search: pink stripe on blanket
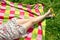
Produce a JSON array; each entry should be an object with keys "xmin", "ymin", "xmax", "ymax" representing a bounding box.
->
[
  {"xmin": 25, "ymin": 33, "xmax": 32, "ymax": 40},
  {"xmin": 1, "ymin": 1, "xmax": 6, "ymax": 9},
  {"xmin": 0, "ymin": 1, "xmax": 6, "ymax": 13},
  {"xmin": 0, "ymin": 13, "xmax": 4, "ymax": 19},
  {"xmin": 38, "ymin": 24, "xmax": 42, "ymax": 35},
  {"xmin": 18, "ymin": 3, "xmax": 24, "ymax": 19},
  {"xmin": 34, "ymin": 4, "xmax": 40, "ymax": 16},
  {"xmin": 25, "ymin": 27, "xmax": 34, "ymax": 40},
  {"xmin": 37, "ymin": 23, "xmax": 43, "ymax": 40},
  {"xmin": 36, "ymin": 34, "xmax": 42, "ymax": 40},
  {"xmin": 10, "ymin": 2, "xmax": 14, "ymax": 7},
  {"xmin": 25, "ymin": 26, "xmax": 34, "ymax": 40},
  {"xmin": 9, "ymin": 2, "xmax": 15, "ymax": 19},
  {"xmin": 34, "ymin": 4, "xmax": 42, "ymax": 40},
  {"xmin": 0, "ymin": 19, "xmax": 3, "ymax": 24},
  {"xmin": 24, "ymin": 4, "xmax": 34, "ymax": 40},
  {"xmin": 0, "ymin": 9, "xmax": 5, "ymax": 13},
  {"xmin": 18, "ymin": 3, "xmax": 22, "ymax": 8},
  {"xmin": 27, "ymin": 4, "xmax": 34, "ymax": 18},
  {"xmin": 0, "ymin": 2, "xmax": 6, "ymax": 24}
]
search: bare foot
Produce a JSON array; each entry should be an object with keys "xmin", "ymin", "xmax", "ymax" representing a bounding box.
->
[{"xmin": 46, "ymin": 8, "xmax": 55, "ymax": 18}]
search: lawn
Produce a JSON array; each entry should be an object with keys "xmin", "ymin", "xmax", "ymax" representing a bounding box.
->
[{"xmin": 8, "ymin": 0, "xmax": 60, "ymax": 40}]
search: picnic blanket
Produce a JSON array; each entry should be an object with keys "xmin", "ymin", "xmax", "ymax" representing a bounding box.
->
[{"xmin": 0, "ymin": 0, "xmax": 46, "ymax": 40}]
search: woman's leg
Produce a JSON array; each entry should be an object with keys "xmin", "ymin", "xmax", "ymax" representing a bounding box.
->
[
  {"xmin": 21, "ymin": 9, "xmax": 53, "ymax": 31},
  {"xmin": 17, "ymin": 19, "xmax": 30, "ymax": 25},
  {"xmin": 17, "ymin": 8, "xmax": 54, "ymax": 25}
]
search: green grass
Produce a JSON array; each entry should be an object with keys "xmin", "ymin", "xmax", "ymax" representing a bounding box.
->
[{"xmin": 8, "ymin": 0, "xmax": 60, "ymax": 40}]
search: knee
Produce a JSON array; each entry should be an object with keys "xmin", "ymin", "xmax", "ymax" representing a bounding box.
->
[{"xmin": 29, "ymin": 20, "xmax": 36, "ymax": 24}]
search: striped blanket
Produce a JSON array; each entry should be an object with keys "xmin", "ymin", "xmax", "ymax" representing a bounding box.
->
[{"xmin": 0, "ymin": 0, "xmax": 46, "ymax": 40}]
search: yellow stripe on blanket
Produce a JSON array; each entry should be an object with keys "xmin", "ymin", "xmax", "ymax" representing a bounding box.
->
[
  {"xmin": 3, "ymin": 6, "xmax": 10, "ymax": 24},
  {"xmin": 15, "ymin": 8, "xmax": 20, "ymax": 18},
  {"xmin": 24, "ymin": 12, "xmax": 29, "ymax": 19},
  {"xmin": 31, "ymin": 27, "xmax": 38, "ymax": 40}
]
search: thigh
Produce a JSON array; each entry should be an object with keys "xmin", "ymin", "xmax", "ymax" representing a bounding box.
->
[
  {"xmin": 17, "ymin": 18, "xmax": 35, "ymax": 25},
  {"xmin": 17, "ymin": 19, "xmax": 30, "ymax": 25}
]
